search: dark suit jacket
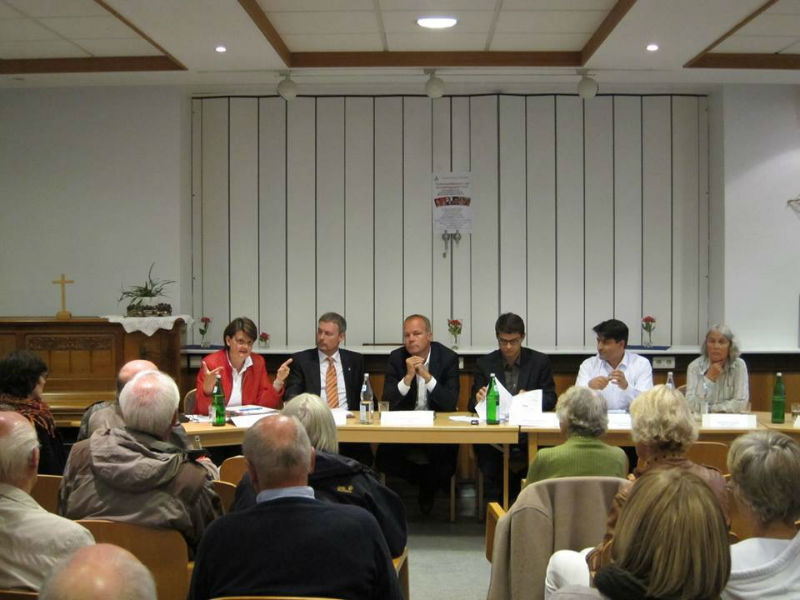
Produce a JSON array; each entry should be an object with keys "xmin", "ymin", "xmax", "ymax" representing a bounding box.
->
[
  {"xmin": 188, "ymin": 496, "xmax": 402, "ymax": 600},
  {"xmin": 469, "ymin": 347, "xmax": 557, "ymax": 412},
  {"xmin": 382, "ymin": 341, "xmax": 459, "ymax": 411},
  {"xmin": 285, "ymin": 347, "xmax": 365, "ymax": 410}
]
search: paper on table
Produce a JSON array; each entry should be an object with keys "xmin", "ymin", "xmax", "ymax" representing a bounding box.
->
[
  {"xmin": 702, "ymin": 413, "xmax": 757, "ymax": 429},
  {"xmin": 795, "ymin": 415, "xmax": 800, "ymax": 428},
  {"xmin": 474, "ymin": 379, "xmax": 515, "ymax": 421},
  {"xmin": 380, "ymin": 411, "xmax": 434, "ymax": 426},
  {"xmin": 606, "ymin": 412, "xmax": 632, "ymax": 430},
  {"xmin": 513, "ymin": 411, "xmax": 560, "ymax": 428},
  {"xmin": 331, "ymin": 409, "xmax": 349, "ymax": 426},
  {"xmin": 449, "ymin": 416, "xmax": 477, "ymax": 423},
  {"xmin": 230, "ymin": 413, "xmax": 278, "ymax": 428},
  {"xmin": 508, "ymin": 390, "xmax": 543, "ymax": 425},
  {"xmin": 226, "ymin": 405, "xmax": 278, "ymax": 416},
  {"xmin": 184, "ymin": 414, "xmax": 211, "ymax": 423}
]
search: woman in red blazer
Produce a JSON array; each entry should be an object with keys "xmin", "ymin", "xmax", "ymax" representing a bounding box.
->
[{"xmin": 194, "ymin": 317, "xmax": 292, "ymax": 415}]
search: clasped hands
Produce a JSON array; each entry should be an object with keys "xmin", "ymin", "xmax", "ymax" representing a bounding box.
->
[
  {"xmin": 404, "ymin": 355, "xmax": 432, "ymax": 385},
  {"xmin": 588, "ymin": 369, "xmax": 628, "ymax": 390},
  {"xmin": 201, "ymin": 357, "xmax": 293, "ymax": 394}
]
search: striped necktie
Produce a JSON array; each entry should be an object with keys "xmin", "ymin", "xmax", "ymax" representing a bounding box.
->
[{"xmin": 325, "ymin": 357, "xmax": 339, "ymax": 408}]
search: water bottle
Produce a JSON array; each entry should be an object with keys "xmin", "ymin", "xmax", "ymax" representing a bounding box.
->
[
  {"xmin": 211, "ymin": 374, "xmax": 226, "ymax": 427},
  {"xmin": 771, "ymin": 372, "xmax": 785, "ymax": 424},
  {"xmin": 360, "ymin": 373, "xmax": 374, "ymax": 424},
  {"xmin": 486, "ymin": 373, "xmax": 499, "ymax": 425},
  {"xmin": 666, "ymin": 371, "xmax": 675, "ymax": 390}
]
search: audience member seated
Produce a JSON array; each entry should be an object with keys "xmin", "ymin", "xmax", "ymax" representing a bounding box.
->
[
  {"xmin": 722, "ymin": 431, "xmax": 800, "ymax": 599},
  {"xmin": 576, "ymin": 319, "xmax": 653, "ymax": 411},
  {"xmin": 195, "ymin": 316, "xmax": 292, "ymax": 415},
  {"xmin": 39, "ymin": 543, "xmax": 156, "ymax": 600},
  {"xmin": 471, "ymin": 312, "xmax": 557, "ymax": 501},
  {"xmin": 686, "ymin": 324, "xmax": 749, "ymax": 413},
  {"xmin": 526, "ymin": 386, "xmax": 628, "ymax": 484},
  {"xmin": 188, "ymin": 415, "xmax": 402, "ymax": 600},
  {"xmin": 0, "ymin": 350, "xmax": 67, "ymax": 474},
  {"xmin": 545, "ymin": 385, "xmax": 729, "ymax": 596},
  {"xmin": 59, "ymin": 370, "xmax": 221, "ymax": 553},
  {"xmin": 0, "ymin": 411, "xmax": 94, "ymax": 591},
  {"xmin": 232, "ymin": 393, "xmax": 407, "ymax": 556},
  {"xmin": 375, "ymin": 314, "xmax": 460, "ymax": 514},
  {"xmin": 77, "ymin": 359, "xmax": 156, "ymax": 440},
  {"xmin": 551, "ymin": 468, "xmax": 730, "ymax": 600}
]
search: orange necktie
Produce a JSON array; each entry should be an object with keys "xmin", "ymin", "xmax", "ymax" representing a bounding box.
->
[{"xmin": 325, "ymin": 357, "xmax": 339, "ymax": 408}]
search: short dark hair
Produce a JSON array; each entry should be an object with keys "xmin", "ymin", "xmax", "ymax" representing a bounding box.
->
[
  {"xmin": 223, "ymin": 317, "xmax": 258, "ymax": 348},
  {"xmin": 593, "ymin": 319, "xmax": 628, "ymax": 345},
  {"xmin": 495, "ymin": 313, "xmax": 525, "ymax": 337},
  {"xmin": 318, "ymin": 312, "xmax": 346, "ymax": 334},
  {"xmin": 0, "ymin": 350, "xmax": 48, "ymax": 398}
]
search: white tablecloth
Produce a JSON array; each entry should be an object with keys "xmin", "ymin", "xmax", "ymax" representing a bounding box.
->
[{"xmin": 103, "ymin": 314, "xmax": 193, "ymax": 336}]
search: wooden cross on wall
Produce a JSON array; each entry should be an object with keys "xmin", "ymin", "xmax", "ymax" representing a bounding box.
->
[{"xmin": 52, "ymin": 273, "xmax": 74, "ymax": 320}]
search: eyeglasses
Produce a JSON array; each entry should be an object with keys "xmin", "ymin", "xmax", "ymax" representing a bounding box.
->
[
  {"xmin": 231, "ymin": 337, "xmax": 254, "ymax": 348},
  {"xmin": 497, "ymin": 337, "xmax": 522, "ymax": 347}
]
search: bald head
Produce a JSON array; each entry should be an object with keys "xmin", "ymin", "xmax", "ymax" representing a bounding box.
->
[
  {"xmin": 117, "ymin": 360, "xmax": 158, "ymax": 394},
  {"xmin": 39, "ymin": 544, "xmax": 156, "ymax": 600},
  {"xmin": 0, "ymin": 411, "xmax": 39, "ymax": 490},
  {"xmin": 242, "ymin": 415, "xmax": 314, "ymax": 492}
]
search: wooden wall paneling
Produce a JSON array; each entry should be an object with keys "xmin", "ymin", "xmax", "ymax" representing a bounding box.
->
[
  {"xmin": 431, "ymin": 98, "xmax": 452, "ymax": 343},
  {"xmin": 696, "ymin": 97, "xmax": 710, "ymax": 338},
  {"xmin": 469, "ymin": 96, "xmax": 500, "ymax": 346},
  {"xmin": 316, "ymin": 98, "xmax": 346, "ymax": 323},
  {"xmin": 641, "ymin": 97, "xmax": 672, "ymax": 346},
  {"xmin": 344, "ymin": 97, "xmax": 375, "ymax": 346},
  {"xmin": 555, "ymin": 96, "xmax": 585, "ymax": 346},
  {"xmin": 584, "ymin": 97, "xmax": 615, "ymax": 341},
  {"xmin": 498, "ymin": 95, "xmax": 527, "ymax": 319},
  {"xmin": 613, "ymin": 97, "xmax": 643, "ymax": 337},
  {"xmin": 190, "ymin": 99, "xmax": 203, "ymax": 344},
  {"xmin": 402, "ymin": 97, "xmax": 434, "ymax": 330},
  {"xmin": 373, "ymin": 98, "xmax": 404, "ymax": 343},
  {"xmin": 286, "ymin": 98, "xmax": 317, "ymax": 344},
  {"xmin": 526, "ymin": 97, "xmax": 557, "ymax": 347},
  {"xmin": 672, "ymin": 96, "xmax": 702, "ymax": 345},
  {"xmin": 451, "ymin": 97, "xmax": 472, "ymax": 345},
  {"xmin": 200, "ymin": 98, "xmax": 231, "ymax": 340},
  {"xmin": 258, "ymin": 98, "xmax": 288, "ymax": 345},
  {"xmin": 228, "ymin": 98, "xmax": 259, "ymax": 322}
]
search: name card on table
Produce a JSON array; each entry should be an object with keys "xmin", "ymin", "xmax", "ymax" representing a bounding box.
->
[
  {"xmin": 230, "ymin": 413, "xmax": 279, "ymax": 428},
  {"xmin": 702, "ymin": 413, "xmax": 757, "ymax": 429},
  {"xmin": 331, "ymin": 409, "xmax": 350, "ymax": 426},
  {"xmin": 606, "ymin": 412, "xmax": 632, "ymax": 430},
  {"xmin": 380, "ymin": 410, "xmax": 434, "ymax": 426}
]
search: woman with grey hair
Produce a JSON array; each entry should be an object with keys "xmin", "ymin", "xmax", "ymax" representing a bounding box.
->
[
  {"xmin": 686, "ymin": 324, "xmax": 749, "ymax": 413},
  {"xmin": 723, "ymin": 430, "xmax": 800, "ymax": 599},
  {"xmin": 526, "ymin": 386, "xmax": 628, "ymax": 484}
]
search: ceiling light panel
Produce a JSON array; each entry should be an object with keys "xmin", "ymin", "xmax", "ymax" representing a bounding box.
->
[{"xmin": 384, "ymin": 11, "xmax": 490, "ymax": 32}]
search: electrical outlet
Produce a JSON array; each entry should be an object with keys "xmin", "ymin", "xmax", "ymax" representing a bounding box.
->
[
  {"xmin": 458, "ymin": 357, "xmax": 464, "ymax": 370},
  {"xmin": 652, "ymin": 356, "xmax": 675, "ymax": 370}
]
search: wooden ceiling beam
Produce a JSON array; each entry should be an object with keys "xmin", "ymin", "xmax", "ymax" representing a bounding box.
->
[
  {"xmin": 581, "ymin": 0, "xmax": 636, "ymax": 65},
  {"xmin": 238, "ymin": 0, "xmax": 291, "ymax": 67},
  {"xmin": 290, "ymin": 51, "xmax": 582, "ymax": 69},
  {"xmin": 686, "ymin": 53, "xmax": 800, "ymax": 70},
  {"xmin": 0, "ymin": 56, "xmax": 184, "ymax": 74}
]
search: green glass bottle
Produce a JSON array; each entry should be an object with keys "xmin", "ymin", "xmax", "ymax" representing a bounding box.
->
[
  {"xmin": 486, "ymin": 373, "xmax": 499, "ymax": 425},
  {"xmin": 211, "ymin": 374, "xmax": 226, "ymax": 427},
  {"xmin": 771, "ymin": 372, "xmax": 785, "ymax": 424}
]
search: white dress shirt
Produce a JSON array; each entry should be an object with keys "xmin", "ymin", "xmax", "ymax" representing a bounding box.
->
[
  {"xmin": 0, "ymin": 483, "xmax": 94, "ymax": 591},
  {"xmin": 227, "ymin": 354, "xmax": 253, "ymax": 408},
  {"xmin": 318, "ymin": 349, "xmax": 347, "ymax": 408},
  {"xmin": 576, "ymin": 350, "xmax": 653, "ymax": 410},
  {"xmin": 396, "ymin": 349, "xmax": 438, "ymax": 410}
]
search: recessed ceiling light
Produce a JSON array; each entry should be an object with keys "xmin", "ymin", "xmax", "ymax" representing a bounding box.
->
[
  {"xmin": 417, "ymin": 17, "xmax": 457, "ymax": 29},
  {"xmin": 646, "ymin": 43, "xmax": 659, "ymax": 52},
  {"xmin": 215, "ymin": 45, "xmax": 227, "ymax": 53}
]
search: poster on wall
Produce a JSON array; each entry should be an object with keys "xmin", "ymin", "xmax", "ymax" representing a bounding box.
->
[{"xmin": 432, "ymin": 172, "xmax": 472, "ymax": 233}]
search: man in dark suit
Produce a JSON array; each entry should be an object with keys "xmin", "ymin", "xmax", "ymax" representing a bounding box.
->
[
  {"xmin": 188, "ymin": 415, "xmax": 401, "ymax": 600},
  {"xmin": 470, "ymin": 312, "xmax": 556, "ymax": 502},
  {"xmin": 285, "ymin": 312, "xmax": 369, "ymax": 464},
  {"xmin": 376, "ymin": 314, "xmax": 460, "ymax": 514}
]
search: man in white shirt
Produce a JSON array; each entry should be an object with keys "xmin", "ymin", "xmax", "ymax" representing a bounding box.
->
[
  {"xmin": 0, "ymin": 411, "xmax": 94, "ymax": 591},
  {"xmin": 576, "ymin": 319, "xmax": 652, "ymax": 411}
]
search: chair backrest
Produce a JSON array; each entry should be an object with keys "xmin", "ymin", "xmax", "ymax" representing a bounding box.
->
[
  {"xmin": 30, "ymin": 474, "xmax": 62, "ymax": 514},
  {"xmin": 0, "ymin": 591, "xmax": 38, "ymax": 599},
  {"xmin": 687, "ymin": 441, "xmax": 729, "ymax": 475},
  {"xmin": 182, "ymin": 388, "xmax": 197, "ymax": 415},
  {"xmin": 219, "ymin": 455, "xmax": 247, "ymax": 485},
  {"xmin": 76, "ymin": 519, "xmax": 189, "ymax": 600},
  {"xmin": 212, "ymin": 480, "xmax": 237, "ymax": 514},
  {"xmin": 487, "ymin": 475, "xmax": 626, "ymax": 600}
]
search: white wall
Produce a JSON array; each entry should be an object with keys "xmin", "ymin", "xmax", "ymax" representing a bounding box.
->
[
  {"xmin": 0, "ymin": 87, "xmax": 190, "ymax": 318},
  {"xmin": 721, "ymin": 85, "xmax": 800, "ymax": 348}
]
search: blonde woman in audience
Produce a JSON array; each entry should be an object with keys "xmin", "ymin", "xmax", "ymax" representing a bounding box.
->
[
  {"xmin": 527, "ymin": 386, "xmax": 628, "ymax": 484},
  {"xmin": 686, "ymin": 324, "xmax": 749, "ymax": 413},
  {"xmin": 551, "ymin": 468, "xmax": 730, "ymax": 599},
  {"xmin": 723, "ymin": 431, "xmax": 800, "ymax": 599}
]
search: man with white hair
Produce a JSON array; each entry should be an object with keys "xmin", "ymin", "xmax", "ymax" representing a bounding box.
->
[
  {"xmin": 59, "ymin": 370, "xmax": 221, "ymax": 552},
  {"xmin": 39, "ymin": 543, "xmax": 156, "ymax": 600},
  {"xmin": 0, "ymin": 411, "xmax": 94, "ymax": 591}
]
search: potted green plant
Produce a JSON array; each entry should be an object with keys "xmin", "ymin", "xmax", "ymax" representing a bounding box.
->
[{"xmin": 119, "ymin": 263, "xmax": 175, "ymax": 317}]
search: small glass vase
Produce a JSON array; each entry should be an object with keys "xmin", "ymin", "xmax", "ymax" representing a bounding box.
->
[
  {"xmin": 451, "ymin": 333, "xmax": 459, "ymax": 349},
  {"xmin": 643, "ymin": 330, "xmax": 653, "ymax": 348},
  {"xmin": 200, "ymin": 334, "xmax": 210, "ymax": 349},
  {"xmin": 258, "ymin": 339, "xmax": 270, "ymax": 348}
]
